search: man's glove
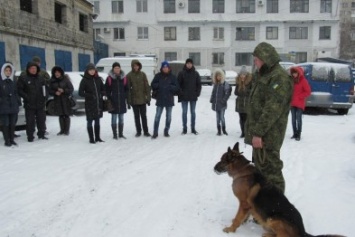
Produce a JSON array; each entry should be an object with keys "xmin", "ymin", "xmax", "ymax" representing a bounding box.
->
[
  {"xmin": 103, "ymin": 96, "xmax": 108, "ymax": 101},
  {"xmin": 147, "ymin": 102, "xmax": 150, "ymax": 106}
]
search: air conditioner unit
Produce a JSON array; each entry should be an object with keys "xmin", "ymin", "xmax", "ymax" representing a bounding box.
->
[
  {"xmin": 178, "ymin": 2, "xmax": 185, "ymax": 8},
  {"xmin": 258, "ymin": 0, "xmax": 264, "ymax": 6},
  {"xmin": 104, "ymin": 28, "xmax": 111, "ymax": 33}
]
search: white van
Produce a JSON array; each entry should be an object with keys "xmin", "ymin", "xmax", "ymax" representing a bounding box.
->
[{"xmin": 96, "ymin": 57, "xmax": 157, "ymax": 83}]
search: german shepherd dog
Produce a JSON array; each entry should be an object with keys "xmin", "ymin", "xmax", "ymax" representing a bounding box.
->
[{"xmin": 214, "ymin": 142, "xmax": 345, "ymax": 237}]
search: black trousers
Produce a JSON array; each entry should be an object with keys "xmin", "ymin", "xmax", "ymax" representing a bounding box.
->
[
  {"xmin": 25, "ymin": 108, "xmax": 46, "ymax": 138},
  {"xmin": 238, "ymin": 112, "xmax": 247, "ymax": 134},
  {"xmin": 132, "ymin": 104, "xmax": 148, "ymax": 133}
]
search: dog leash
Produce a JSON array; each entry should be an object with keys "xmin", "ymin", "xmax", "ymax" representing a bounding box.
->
[{"xmin": 255, "ymin": 148, "xmax": 268, "ymax": 169}]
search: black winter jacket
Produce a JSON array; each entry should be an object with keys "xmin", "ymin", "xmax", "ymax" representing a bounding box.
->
[
  {"xmin": 79, "ymin": 71, "xmax": 106, "ymax": 120},
  {"xmin": 177, "ymin": 66, "xmax": 201, "ymax": 102},
  {"xmin": 17, "ymin": 62, "xmax": 48, "ymax": 110},
  {"xmin": 105, "ymin": 70, "xmax": 128, "ymax": 114},
  {"xmin": 0, "ymin": 63, "xmax": 20, "ymax": 115}
]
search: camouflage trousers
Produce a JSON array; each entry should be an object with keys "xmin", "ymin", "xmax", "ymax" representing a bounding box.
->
[{"xmin": 252, "ymin": 148, "xmax": 285, "ymax": 193}]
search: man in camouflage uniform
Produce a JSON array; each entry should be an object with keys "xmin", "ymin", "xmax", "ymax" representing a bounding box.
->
[{"xmin": 244, "ymin": 42, "xmax": 293, "ymax": 193}]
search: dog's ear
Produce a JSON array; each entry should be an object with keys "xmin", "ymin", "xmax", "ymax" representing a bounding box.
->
[
  {"xmin": 232, "ymin": 142, "xmax": 239, "ymax": 153},
  {"xmin": 228, "ymin": 147, "xmax": 232, "ymax": 153}
]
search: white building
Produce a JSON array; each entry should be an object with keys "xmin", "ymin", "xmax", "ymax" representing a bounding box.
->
[{"xmin": 92, "ymin": 0, "xmax": 340, "ymax": 71}]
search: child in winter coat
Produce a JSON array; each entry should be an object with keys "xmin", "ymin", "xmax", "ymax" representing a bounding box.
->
[
  {"xmin": 210, "ymin": 69, "xmax": 232, "ymax": 135},
  {"xmin": 290, "ymin": 66, "xmax": 311, "ymax": 141}
]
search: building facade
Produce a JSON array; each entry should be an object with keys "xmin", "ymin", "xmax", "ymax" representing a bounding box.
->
[
  {"xmin": 339, "ymin": 0, "xmax": 355, "ymax": 62},
  {"xmin": 92, "ymin": 0, "xmax": 340, "ymax": 72},
  {"xmin": 0, "ymin": 0, "xmax": 94, "ymax": 71}
]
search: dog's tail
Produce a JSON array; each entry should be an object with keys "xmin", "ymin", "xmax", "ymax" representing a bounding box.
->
[{"xmin": 306, "ymin": 234, "xmax": 346, "ymax": 237}]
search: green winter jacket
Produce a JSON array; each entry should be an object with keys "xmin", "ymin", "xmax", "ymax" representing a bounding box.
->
[
  {"xmin": 126, "ymin": 59, "xmax": 151, "ymax": 105},
  {"xmin": 244, "ymin": 42, "xmax": 293, "ymax": 151}
]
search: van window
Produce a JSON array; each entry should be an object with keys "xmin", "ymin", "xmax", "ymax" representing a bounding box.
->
[
  {"xmin": 97, "ymin": 66, "xmax": 104, "ymax": 72},
  {"xmin": 311, "ymin": 65, "xmax": 329, "ymax": 81},
  {"xmin": 334, "ymin": 67, "xmax": 351, "ymax": 82}
]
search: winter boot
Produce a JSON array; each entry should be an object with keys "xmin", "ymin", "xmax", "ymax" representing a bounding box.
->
[
  {"xmin": 182, "ymin": 127, "xmax": 187, "ymax": 135},
  {"xmin": 291, "ymin": 134, "xmax": 296, "ymax": 139},
  {"xmin": 112, "ymin": 124, "xmax": 118, "ymax": 139},
  {"xmin": 2, "ymin": 126, "xmax": 11, "ymax": 147},
  {"xmin": 152, "ymin": 133, "xmax": 158, "ymax": 139},
  {"xmin": 143, "ymin": 131, "xmax": 151, "ymax": 137},
  {"xmin": 119, "ymin": 124, "xmax": 126, "ymax": 139},
  {"xmin": 87, "ymin": 126, "xmax": 95, "ymax": 144},
  {"xmin": 296, "ymin": 132, "xmax": 301, "ymax": 141},
  {"xmin": 9, "ymin": 125, "xmax": 17, "ymax": 146},
  {"xmin": 222, "ymin": 126, "xmax": 228, "ymax": 135},
  {"xmin": 63, "ymin": 116, "xmax": 71, "ymax": 135},
  {"xmin": 164, "ymin": 129, "xmax": 170, "ymax": 137},
  {"xmin": 217, "ymin": 125, "xmax": 222, "ymax": 136},
  {"xmin": 57, "ymin": 116, "xmax": 65, "ymax": 135},
  {"xmin": 94, "ymin": 125, "xmax": 104, "ymax": 142},
  {"xmin": 191, "ymin": 128, "xmax": 198, "ymax": 135}
]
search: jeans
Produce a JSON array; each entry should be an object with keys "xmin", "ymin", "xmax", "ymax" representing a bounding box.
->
[
  {"xmin": 181, "ymin": 101, "xmax": 196, "ymax": 130},
  {"xmin": 111, "ymin": 113, "xmax": 124, "ymax": 125},
  {"xmin": 153, "ymin": 106, "xmax": 172, "ymax": 134},
  {"xmin": 291, "ymin": 106, "xmax": 303, "ymax": 135},
  {"xmin": 87, "ymin": 118, "xmax": 100, "ymax": 128},
  {"xmin": 216, "ymin": 109, "xmax": 226, "ymax": 127}
]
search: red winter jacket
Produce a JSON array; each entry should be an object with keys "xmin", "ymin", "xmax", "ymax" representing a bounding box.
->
[{"xmin": 290, "ymin": 66, "xmax": 311, "ymax": 110}]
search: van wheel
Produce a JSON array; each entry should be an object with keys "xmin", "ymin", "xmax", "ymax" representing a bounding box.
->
[
  {"xmin": 46, "ymin": 100, "xmax": 55, "ymax": 115},
  {"xmin": 337, "ymin": 109, "xmax": 348, "ymax": 115}
]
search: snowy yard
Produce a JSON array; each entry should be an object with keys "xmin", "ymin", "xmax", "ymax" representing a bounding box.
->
[{"xmin": 1, "ymin": 86, "xmax": 354, "ymax": 237}]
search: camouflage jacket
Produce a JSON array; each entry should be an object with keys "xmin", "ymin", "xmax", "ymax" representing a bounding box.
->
[{"xmin": 244, "ymin": 42, "xmax": 293, "ymax": 151}]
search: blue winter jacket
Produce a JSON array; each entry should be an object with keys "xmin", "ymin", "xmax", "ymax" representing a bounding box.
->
[{"xmin": 151, "ymin": 71, "xmax": 179, "ymax": 107}]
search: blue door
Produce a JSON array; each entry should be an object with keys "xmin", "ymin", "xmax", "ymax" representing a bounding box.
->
[
  {"xmin": 78, "ymin": 54, "xmax": 90, "ymax": 71},
  {"xmin": 19, "ymin": 45, "xmax": 46, "ymax": 71},
  {"xmin": 55, "ymin": 50, "xmax": 72, "ymax": 72},
  {"xmin": 0, "ymin": 42, "xmax": 5, "ymax": 67},
  {"xmin": 330, "ymin": 65, "xmax": 353, "ymax": 103}
]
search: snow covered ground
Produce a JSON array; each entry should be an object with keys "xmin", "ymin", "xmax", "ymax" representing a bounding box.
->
[{"xmin": 1, "ymin": 86, "xmax": 354, "ymax": 237}]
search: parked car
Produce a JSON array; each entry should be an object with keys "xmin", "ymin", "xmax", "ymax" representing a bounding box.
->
[
  {"xmin": 295, "ymin": 62, "xmax": 354, "ymax": 115},
  {"xmin": 196, "ymin": 68, "xmax": 212, "ymax": 85},
  {"xmin": 279, "ymin": 61, "xmax": 295, "ymax": 70},
  {"xmin": 224, "ymin": 70, "xmax": 238, "ymax": 86}
]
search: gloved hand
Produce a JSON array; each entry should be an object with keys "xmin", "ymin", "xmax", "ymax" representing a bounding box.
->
[
  {"xmin": 127, "ymin": 104, "xmax": 131, "ymax": 109},
  {"xmin": 147, "ymin": 102, "xmax": 150, "ymax": 106},
  {"xmin": 103, "ymin": 96, "xmax": 108, "ymax": 101}
]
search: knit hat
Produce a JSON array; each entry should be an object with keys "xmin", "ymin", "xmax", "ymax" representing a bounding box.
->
[
  {"xmin": 161, "ymin": 61, "xmax": 170, "ymax": 69},
  {"xmin": 32, "ymin": 56, "xmax": 41, "ymax": 63},
  {"xmin": 239, "ymin": 65, "xmax": 248, "ymax": 75},
  {"xmin": 185, "ymin": 58, "xmax": 193, "ymax": 64},
  {"xmin": 86, "ymin": 63, "xmax": 96, "ymax": 71},
  {"xmin": 112, "ymin": 62, "xmax": 121, "ymax": 69}
]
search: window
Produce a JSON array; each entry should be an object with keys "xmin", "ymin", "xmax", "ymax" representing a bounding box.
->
[
  {"xmin": 212, "ymin": 52, "xmax": 224, "ymax": 65},
  {"xmin": 114, "ymin": 28, "xmax": 125, "ymax": 40},
  {"xmin": 213, "ymin": 27, "xmax": 224, "ymax": 40},
  {"xmin": 289, "ymin": 27, "xmax": 308, "ymax": 39},
  {"xmin": 94, "ymin": 28, "xmax": 101, "ymax": 40},
  {"xmin": 137, "ymin": 0, "xmax": 148, "ymax": 12},
  {"xmin": 164, "ymin": 0, "xmax": 176, "ymax": 13},
  {"xmin": 79, "ymin": 13, "xmax": 88, "ymax": 32},
  {"xmin": 319, "ymin": 26, "xmax": 331, "ymax": 40},
  {"xmin": 320, "ymin": 0, "xmax": 332, "ymax": 13},
  {"xmin": 295, "ymin": 52, "xmax": 307, "ymax": 63},
  {"xmin": 112, "ymin": 0, "xmax": 124, "ymax": 13},
  {"xmin": 235, "ymin": 53, "xmax": 253, "ymax": 66},
  {"xmin": 188, "ymin": 27, "xmax": 200, "ymax": 41},
  {"xmin": 114, "ymin": 52, "xmax": 126, "ymax": 56},
  {"xmin": 54, "ymin": 2, "xmax": 65, "ymax": 24},
  {"xmin": 236, "ymin": 0, "xmax": 255, "ymax": 13},
  {"xmin": 189, "ymin": 53, "xmax": 201, "ymax": 66},
  {"xmin": 20, "ymin": 0, "xmax": 32, "ymax": 13},
  {"xmin": 213, "ymin": 0, "xmax": 224, "ymax": 13},
  {"xmin": 165, "ymin": 52, "xmax": 177, "ymax": 61},
  {"xmin": 267, "ymin": 0, "xmax": 278, "ymax": 13},
  {"xmin": 188, "ymin": 0, "xmax": 200, "ymax": 13},
  {"xmin": 290, "ymin": 0, "xmax": 309, "ymax": 13},
  {"xmin": 138, "ymin": 27, "xmax": 149, "ymax": 39},
  {"xmin": 93, "ymin": 1, "xmax": 100, "ymax": 14},
  {"xmin": 351, "ymin": 31, "xmax": 355, "ymax": 41},
  {"xmin": 236, "ymin": 27, "xmax": 255, "ymax": 40},
  {"xmin": 266, "ymin": 27, "xmax": 278, "ymax": 39},
  {"xmin": 352, "ymin": 2, "xmax": 355, "ymax": 8},
  {"xmin": 164, "ymin": 27, "xmax": 177, "ymax": 41}
]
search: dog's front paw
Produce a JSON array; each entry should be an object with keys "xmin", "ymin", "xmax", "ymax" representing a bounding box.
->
[{"xmin": 223, "ymin": 226, "xmax": 236, "ymax": 233}]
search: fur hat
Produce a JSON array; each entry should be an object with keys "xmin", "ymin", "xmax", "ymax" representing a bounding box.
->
[
  {"xmin": 86, "ymin": 63, "xmax": 96, "ymax": 71},
  {"xmin": 32, "ymin": 56, "xmax": 41, "ymax": 63},
  {"xmin": 112, "ymin": 62, "xmax": 121, "ymax": 69},
  {"xmin": 239, "ymin": 65, "xmax": 248, "ymax": 75},
  {"xmin": 185, "ymin": 58, "xmax": 193, "ymax": 64},
  {"xmin": 161, "ymin": 61, "xmax": 170, "ymax": 69}
]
